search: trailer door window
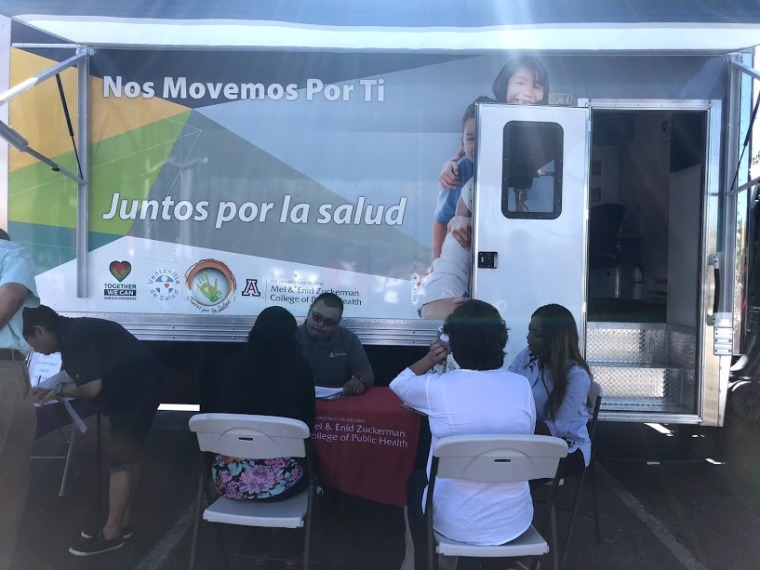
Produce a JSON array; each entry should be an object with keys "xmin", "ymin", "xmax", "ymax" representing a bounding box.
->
[{"xmin": 501, "ymin": 121, "xmax": 563, "ymax": 219}]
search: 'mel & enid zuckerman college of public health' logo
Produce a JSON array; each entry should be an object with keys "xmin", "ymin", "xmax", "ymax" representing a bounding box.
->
[
  {"xmin": 184, "ymin": 259, "xmax": 236, "ymax": 313},
  {"xmin": 148, "ymin": 269, "xmax": 181, "ymax": 302}
]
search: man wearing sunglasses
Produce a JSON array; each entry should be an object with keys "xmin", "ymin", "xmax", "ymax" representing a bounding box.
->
[{"xmin": 297, "ymin": 293, "xmax": 374, "ymax": 395}]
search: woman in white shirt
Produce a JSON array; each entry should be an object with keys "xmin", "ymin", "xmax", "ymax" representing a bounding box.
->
[{"xmin": 390, "ymin": 299, "xmax": 536, "ymax": 570}]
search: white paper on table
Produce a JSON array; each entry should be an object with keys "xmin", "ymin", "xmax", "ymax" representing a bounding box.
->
[
  {"xmin": 35, "ymin": 370, "xmax": 73, "ymax": 390},
  {"xmin": 33, "ymin": 396, "xmax": 88, "ymax": 433},
  {"xmin": 28, "ymin": 352, "xmax": 63, "ymax": 387},
  {"xmin": 315, "ymin": 386, "xmax": 346, "ymax": 400}
]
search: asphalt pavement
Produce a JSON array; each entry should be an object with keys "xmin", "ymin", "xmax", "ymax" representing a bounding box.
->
[{"xmin": 14, "ymin": 409, "xmax": 760, "ymax": 570}]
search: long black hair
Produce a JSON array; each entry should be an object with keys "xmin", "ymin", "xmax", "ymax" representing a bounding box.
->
[
  {"xmin": 245, "ymin": 305, "xmax": 299, "ymax": 359},
  {"xmin": 212, "ymin": 306, "xmax": 313, "ymax": 424},
  {"xmin": 532, "ymin": 304, "xmax": 591, "ymax": 420}
]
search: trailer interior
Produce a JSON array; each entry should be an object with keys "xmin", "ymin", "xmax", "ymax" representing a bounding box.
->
[{"xmin": 587, "ymin": 109, "xmax": 707, "ymax": 419}]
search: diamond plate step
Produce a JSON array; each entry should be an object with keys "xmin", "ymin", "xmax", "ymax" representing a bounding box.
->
[
  {"xmin": 590, "ymin": 364, "xmax": 695, "ymax": 413},
  {"xmin": 587, "ymin": 324, "xmax": 695, "ymax": 367}
]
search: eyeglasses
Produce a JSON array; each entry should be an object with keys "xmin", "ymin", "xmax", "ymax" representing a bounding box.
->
[{"xmin": 309, "ymin": 310, "xmax": 340, "ymax": 328}]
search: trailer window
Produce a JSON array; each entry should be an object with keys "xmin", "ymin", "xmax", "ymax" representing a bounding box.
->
[{"xmin": 501, "ymin": 121, "xmax": 563, "ymax": 219}]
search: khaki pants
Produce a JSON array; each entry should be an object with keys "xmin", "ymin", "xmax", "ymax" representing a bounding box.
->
[{"xmin": 0, "ymin": 360, "xmax": 36, "ymax": 570}]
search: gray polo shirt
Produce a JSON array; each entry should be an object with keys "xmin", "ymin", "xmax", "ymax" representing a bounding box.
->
[{"xmin": 297, "ymin": 323, "xmax": 371, "ymax": 387}]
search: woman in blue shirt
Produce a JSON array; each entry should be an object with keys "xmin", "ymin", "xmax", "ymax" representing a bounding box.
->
[{"xmin": 509, "ymin": 304, "xmax": 592, "ymax": 475}]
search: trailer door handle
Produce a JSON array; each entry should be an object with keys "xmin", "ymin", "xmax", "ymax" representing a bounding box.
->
[
  {"xmin": 708, "ymin": 254, "xmax": 720, "ymax": 317},
  {"xmin": 477, "ymin": 252, "xmax": 497, "ymax": 269},
  {"xmin": 712, "ymin": 265, "xmax": 720, "ymax": 316}
]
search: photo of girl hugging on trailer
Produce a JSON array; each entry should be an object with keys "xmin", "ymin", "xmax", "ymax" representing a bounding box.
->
[{"xmin": 416, "ymin": 56, "xmax": 551, "ymax": 320}]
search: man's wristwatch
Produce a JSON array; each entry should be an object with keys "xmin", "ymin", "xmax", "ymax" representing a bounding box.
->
[
  {"xmin": 53, "ymin": 383, "xmax": 65, "ymax": 396},
  {"xmin": 356, "ymin": 376, "xmax": 368, "ymax": 388}
]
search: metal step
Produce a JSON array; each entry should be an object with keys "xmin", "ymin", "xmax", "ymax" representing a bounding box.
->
[
  {"xmin": 587, "ymin": 323, "xmax": 695, "ymax": 367},
  {"xmin": 590, "ymin": 363, "xmax": 695, "ymax": 414}
]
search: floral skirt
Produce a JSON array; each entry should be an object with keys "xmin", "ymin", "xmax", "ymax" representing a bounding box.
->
[{"xmin": 211, "ymin": 455, "xmax": 305, "ymax": 501}]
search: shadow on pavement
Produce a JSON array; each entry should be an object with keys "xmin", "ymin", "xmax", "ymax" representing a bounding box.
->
[{"xmin": 17, "ymin": 411, "xmax": 760, "ymax": 570}]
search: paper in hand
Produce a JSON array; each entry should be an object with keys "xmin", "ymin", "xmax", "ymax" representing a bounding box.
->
[
  {"xmin": 62, "ymin": 398, "xmax": 88, "ymax": 434},
  {"xmin": 36, "ymin": 370, "xmax": 73, "ymax": 390}
]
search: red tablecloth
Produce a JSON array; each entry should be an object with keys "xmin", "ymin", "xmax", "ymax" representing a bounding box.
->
[
  {"xmin": 35, "ymin": 399, "xmax": 100, "ymax": 439},
  {"xmin": 313, "ymin": 387, "xmax": 420, "ymax": 507}
]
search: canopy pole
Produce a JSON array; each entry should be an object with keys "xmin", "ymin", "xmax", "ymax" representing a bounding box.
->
[
  {"xmin": 0, "ymin": 121, "xmax": 86, "ymax": 184},
  {"xmin": 731, "ymin": 60, "xmax": 760, "ymax": 82},
  {"xmin": 76, "ymin": 47, "xmax": 91, "ymax": 298},
  {"xmin": 12, "ymin": 43, "xmax": 85, "ymax": 49},
  {"xmin": 0, "ymin": 51, "xmax": 87, "ymax": 108},
  {"xmin": 0, "ymin": 46, "xmax": 89, "ymax": 184}
]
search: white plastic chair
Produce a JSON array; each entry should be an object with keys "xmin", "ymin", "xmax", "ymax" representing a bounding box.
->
[
  {"xmin": 426, "ymin": 434, "xmax": 568, "ymax": 570},
  {"xmin": 187, "ymin": 413, "xmax": 315, "ymax": 570}
]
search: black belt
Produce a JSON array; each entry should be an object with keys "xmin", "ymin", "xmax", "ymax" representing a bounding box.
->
[{"xmin": 0, "ymin": 349, "xmax": 24, "ymax": 361}]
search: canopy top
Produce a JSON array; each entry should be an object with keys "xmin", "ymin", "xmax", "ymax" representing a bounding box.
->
[{"xmin": 2, "ymin": 1, "xmax": 759, "ymax": 53}]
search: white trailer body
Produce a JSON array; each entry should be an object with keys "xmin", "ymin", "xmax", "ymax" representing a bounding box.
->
[{"xmin": 1, "ymin": 3, "xmax": 759, "ymax": 426}]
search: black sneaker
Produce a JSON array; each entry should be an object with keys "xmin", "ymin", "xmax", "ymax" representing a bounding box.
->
[
  {"xmin": 81, "ymin": 524, "xmax": 133, "ymax": 540},
  {"xmin": 69, "ymin": 532, "xmax": 125, "ymax": 556}
]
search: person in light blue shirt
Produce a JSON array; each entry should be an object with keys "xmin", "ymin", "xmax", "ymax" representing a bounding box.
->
[
  {"xmin": 0, "ymin": 228, "xmax": 39, "ymax": 569},
  {"xmin": 509, "ymin": 303, "xmax": 591, "ymax": 474},
  {"xmin": 0, "ymin": 230, "xmax": 39, "ymax": 352}
]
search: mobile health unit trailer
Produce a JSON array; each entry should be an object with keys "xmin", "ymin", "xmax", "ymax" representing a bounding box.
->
[{"xmin": 1, "ymin": 2, "xmax": 759, "ymax": 426}]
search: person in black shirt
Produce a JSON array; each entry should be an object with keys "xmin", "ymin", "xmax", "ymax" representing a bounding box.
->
[{"xmin": 23, "ymin": 305, "xmax": 162, "ymax": 557}]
